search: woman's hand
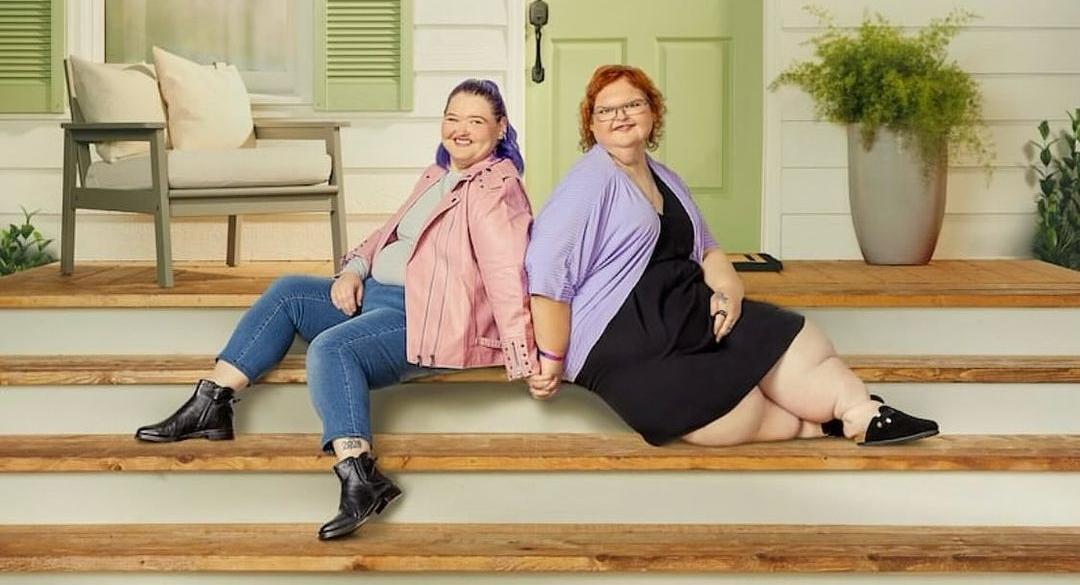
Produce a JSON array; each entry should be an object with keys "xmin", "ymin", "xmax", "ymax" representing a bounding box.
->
[
  {"xmin": 710, "ymin": 287, "xmax": 743, "ymax": 341},
  {"xmin": 527, "ymin": 356, "xmax": 564, "ymax": 400},
  {"xmin": 331, "ymin": 272, "xmax": 364, "ymax": 316}
]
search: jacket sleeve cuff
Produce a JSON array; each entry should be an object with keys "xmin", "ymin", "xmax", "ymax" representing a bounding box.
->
[{"xmin": 500, "ymin": 337, "xmax": 538, "ymax": 380}]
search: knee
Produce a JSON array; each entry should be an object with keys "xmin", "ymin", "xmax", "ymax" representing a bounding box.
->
[
  {"xmin": 264, "ymin": 275, "xmax": 312, "ymax": 302},
  {"xmin": 797, "ymin": 319, "xmax": 838, "ymax": 364},
  {"xmin": 307, "ymin": 331, "xmax": 341, "ymax": 365}
]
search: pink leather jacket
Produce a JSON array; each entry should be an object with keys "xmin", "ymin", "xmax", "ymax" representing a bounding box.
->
[{"xmin": 342, "ymin": 156, "xmax": 538, "ymax": 380}]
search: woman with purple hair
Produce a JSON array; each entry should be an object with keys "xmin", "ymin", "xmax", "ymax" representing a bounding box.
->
[{"xmin": 134, "ymin": 80, "xmax": 537, "ymax": 540}]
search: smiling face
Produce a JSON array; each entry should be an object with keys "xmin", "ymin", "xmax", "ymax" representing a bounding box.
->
[
  {"xmin": 589, "ymin": 77, "xmax": 656, "ymax": 154},
  {"xmin": 440, "ymin": 92, "xmax": 506, "ymax": 171}
]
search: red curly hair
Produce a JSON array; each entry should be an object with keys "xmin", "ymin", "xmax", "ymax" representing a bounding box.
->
[{"xmin": 578, "ymin": 64, "xmax": 666, "ymax": 152}]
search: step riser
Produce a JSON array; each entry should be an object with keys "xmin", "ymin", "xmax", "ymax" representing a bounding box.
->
[
  {"xmin": 2, "ymin": 472, "xmax": 1079, "ymax": 526},
  {"xmin": 2, "ymin": 383, "xmax": 1078, "ymax": 435},
  {"xmin": 4, "ymin": 308, "xmax": 1080, "ymax": 355}
]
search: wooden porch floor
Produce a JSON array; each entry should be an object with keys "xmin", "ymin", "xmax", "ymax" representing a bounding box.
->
[{"xmin": 0, "ymin": 259, "xmax": 1078, "ymax": 308}]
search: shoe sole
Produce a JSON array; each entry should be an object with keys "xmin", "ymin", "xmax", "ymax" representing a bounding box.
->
[
  {"xmin": 134, "ymin": 430, "xmax": 234, "ymax": 443},
  {"xmin": 318, "ymin": 489, "xmax": 403, "ymax": 541},
  {"xmin": 318, "ymin": 514, "xmax": 371, "ymax": 541},
  {"xmin": 859, "ymin": 428, "xmax": 940, "ymax": 447}
]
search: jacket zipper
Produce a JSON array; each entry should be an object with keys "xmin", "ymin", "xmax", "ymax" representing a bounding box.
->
[
  {"xmin": 428, "ymin": 200, "xmax": 459, "ymax": 364},
  {"xmin": 415, "ymin": 211, "xmax": 451, "ymax": 365}
]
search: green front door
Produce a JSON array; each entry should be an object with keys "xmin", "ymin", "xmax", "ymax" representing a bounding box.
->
[{"xmin": 524, "ymin": 0, "xmax": 763, "ymax": 251}]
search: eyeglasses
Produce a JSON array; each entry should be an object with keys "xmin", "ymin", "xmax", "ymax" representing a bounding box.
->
[{"xmin": 593, "ymin": 99, "xmax": 650, "ymax": 122}]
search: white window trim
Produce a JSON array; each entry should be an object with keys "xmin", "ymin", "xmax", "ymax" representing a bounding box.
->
[{"xmin": 68, "ymin": 0, "xmax": 104, "ymax": 62}]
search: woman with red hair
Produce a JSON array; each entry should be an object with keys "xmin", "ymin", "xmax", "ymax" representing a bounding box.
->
[{"xmin": 525, "ymin": 65, "xmax": 938, "ymax": 448}]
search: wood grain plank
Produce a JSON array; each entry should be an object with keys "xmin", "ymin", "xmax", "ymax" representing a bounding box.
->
[
  {"xmin": 1, "ymin": 523, "xmax": 1078, "ymax": 572},
  {"xmin": 0, "ymin": 434, "xmax": 1077, "ymax": 472},
  {"xmin": 1, "ymin": 260, "xmax": 1078, "ymax": 308},
  {"xmin": 4, "ymin": 355, "xmax": 1079, "ymax": 385}
]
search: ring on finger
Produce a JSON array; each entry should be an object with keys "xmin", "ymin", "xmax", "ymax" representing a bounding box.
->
[{"xmin": 715, "ymin": 309, "xmax": 728, "ymax": 319}]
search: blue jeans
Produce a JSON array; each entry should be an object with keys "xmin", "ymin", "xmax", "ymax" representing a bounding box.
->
[{"xmin": 217, "ymin": 275, "xmax": 431, "ymax": 451}]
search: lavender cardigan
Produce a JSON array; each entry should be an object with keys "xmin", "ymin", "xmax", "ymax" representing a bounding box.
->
[{"xmin": 525, "ymin": 145, "xmax": 719, "ymax": 381}]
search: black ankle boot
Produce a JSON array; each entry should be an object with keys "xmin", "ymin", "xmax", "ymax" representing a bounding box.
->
[
  {"xmin": 134, "ymin": 379, "xmax": 236, "ymax": 442},
  {"xmin": 318, "ymin": 453, "xmax": 402, "ymax": 541}
]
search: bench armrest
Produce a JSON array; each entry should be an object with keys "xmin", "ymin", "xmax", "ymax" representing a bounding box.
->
[
  {"xmin": 253, "ymin": 119, "xmax": 349, "ymax": 141},
  {"xmin": 61, "ymin": 122, "xmax": 167, "ymax": 131},
  {"xmin": 253, "ymin": 119, "xmax": 349, "ymax": 129},
  {"xmin": 62, "ymin": 122, "xmax": 167, "ymax": 144}
]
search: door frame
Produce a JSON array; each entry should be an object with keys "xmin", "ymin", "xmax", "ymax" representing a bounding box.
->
[
  {"xmin": 761, "ymin": 0, "xmax": 782, "ymax": 256},
  {"xmin": 507, "ymin": 0, "xmax": 527, "ymax": 164}
]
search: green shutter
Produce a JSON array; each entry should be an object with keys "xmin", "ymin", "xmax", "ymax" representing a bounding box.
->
[
  {"xmin": 0, "ymin": 0, "xmax": 64, "ymax": 113},
  {"xmin": 314, "ymin": 0, "xmax": 412, "ymax": 111}
]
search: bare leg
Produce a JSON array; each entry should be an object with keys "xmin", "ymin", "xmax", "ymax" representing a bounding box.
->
[
  {"xmin": 681, "ymin": 388, "xmax": 821, "ymax": 447},
  {"xmin": 210, "ymin": 360, "xmax": 250, "ymax": 391},
  {"xmin": 758, "ymin": 320, "xmax": 879, "ymax": 439}
]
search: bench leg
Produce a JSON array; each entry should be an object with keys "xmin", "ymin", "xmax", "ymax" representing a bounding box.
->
[
  {"xmin": 330, "ymin": 202, "xmax": 347, "ymax": 273},
  {"xmin": 60, "ymin": 133, "xmax": 76, "ymax": 276},
  {"xmin": 154, "ymin": 208, "xmax": 174, "ymax": 288},
  {"xmin": 329, "ymin": 127, "xmax": 347, "ymax": 272},
  {"xmin": 226, "ymin": 215, "xmax": 241, "ymax": 267},
  {"xmin": 148, "ymin": 130, "xmax": 173, "ymax": 287}
]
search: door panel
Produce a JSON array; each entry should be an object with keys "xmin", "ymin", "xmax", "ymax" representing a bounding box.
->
[{"xmin": 525, "ymin": 0, "xmax": 762, "ymax": 250}]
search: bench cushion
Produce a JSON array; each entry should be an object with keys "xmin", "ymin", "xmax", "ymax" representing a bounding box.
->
[
  {"xmin": 84, "ymin": 145, "xmax": 331, "ymax": 190},
  {"xmin": 68, "ymin": 57, "xmax": 169, "ymax": 162},
  {"xmin": 152, "ymin": 47, "xmax": 256, "ymax": 151}
]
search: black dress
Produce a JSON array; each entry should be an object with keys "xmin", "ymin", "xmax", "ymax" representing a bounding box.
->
[{"xmin": 576, "ymin": 174, "xmax": 805, "ymax": 446}]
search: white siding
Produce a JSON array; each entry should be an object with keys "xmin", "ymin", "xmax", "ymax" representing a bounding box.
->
[
  {"xmin": 765, "ymin": 0, "xmax": 1080, "ymax": 259},
  {"xmin": 0, "ymin": 0, "xmax": 518, "ymax": 262}
]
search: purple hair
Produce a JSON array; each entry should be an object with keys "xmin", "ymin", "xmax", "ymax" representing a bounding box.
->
[{"xmin": 435, "ymin": 79, "xmax": 524, "ymax": 174}]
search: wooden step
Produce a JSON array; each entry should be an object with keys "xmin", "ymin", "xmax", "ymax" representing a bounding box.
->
[
  {"xmin": 2, "ymin": 433, "xmax": 1078, "ymax": 472},
  {"xmin": 2, "ymin": 260, "xmax": 1079, "ymax": 308},
  {"xmin": 4, "ymin": 354, "xmax": 1079, "ymax": 385},
  {"xmin": 1, "ymin": 523, "xmax": 1077, "ymax": 572}
]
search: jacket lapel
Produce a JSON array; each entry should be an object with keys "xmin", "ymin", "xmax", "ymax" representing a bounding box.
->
[{"xmin": 413, "ymin": 156, "xmax": 500, "ymax": 243}]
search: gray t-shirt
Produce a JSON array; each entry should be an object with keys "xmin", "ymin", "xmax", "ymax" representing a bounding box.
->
[{"xmin": 342, "ymin": 171, "xmax": 461, "ymax": 286}]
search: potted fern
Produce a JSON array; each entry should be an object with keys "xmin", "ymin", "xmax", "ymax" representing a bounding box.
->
[{"xmin": 771, "ymin": 8, "xmax": 992, "ymax": 265}]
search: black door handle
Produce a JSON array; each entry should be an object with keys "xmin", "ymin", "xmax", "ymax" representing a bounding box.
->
[{"xmin": 529, "ymin": 0, "xmax": 549, "ymax": 83}]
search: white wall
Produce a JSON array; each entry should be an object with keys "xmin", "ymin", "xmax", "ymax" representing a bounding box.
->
[
  {"xmin": 0, "ymin": 0, "xmax": 523, "ymax": 262},
  {"xmin": 763, "ymin": 0, "xmax": 1080, "ymax": 259}
]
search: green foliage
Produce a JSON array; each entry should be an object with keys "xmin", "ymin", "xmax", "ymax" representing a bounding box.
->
[
  {"xmin": 771, "ymin": 7, "xmax": 993, "ymax": 172},
  {"xmin": 1030, "ymin": 115, "xmax": 1080, "ymax": 270},
  {"xmin": 0, "ymin": 207, "xmax": 55, "ymax": 276}
]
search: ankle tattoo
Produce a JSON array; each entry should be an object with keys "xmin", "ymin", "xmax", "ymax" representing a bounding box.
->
[{"xmin": 337, "ymin": 438, "xmax": 367, "ymax": 453}]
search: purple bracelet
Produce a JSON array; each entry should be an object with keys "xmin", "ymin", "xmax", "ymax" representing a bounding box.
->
[{"xmin": 537, "ymin": 348, "xmax": 564, "ymax": 362}]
